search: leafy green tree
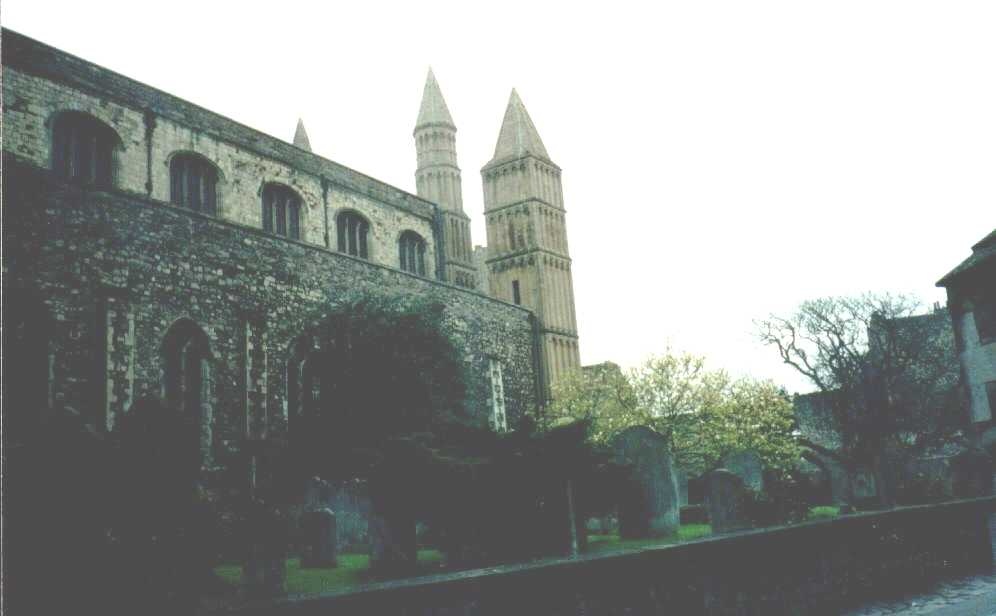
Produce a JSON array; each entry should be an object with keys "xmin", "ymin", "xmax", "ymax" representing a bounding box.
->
[{"xmin": 547, "ymin": 350, "xmax": 799, "ymax": 475}]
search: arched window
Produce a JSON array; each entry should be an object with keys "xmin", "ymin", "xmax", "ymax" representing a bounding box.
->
[
  {"xmin": 162, "ymin": 319, "xmax": 213, "ymax": 465},
  {"xmin": 170, "ymin": 153, "xmax": 218, "ymax": 215},
  {"xmin": 51, "ymin": 111, "xmax": 119, "ymax": 187},
  {"xmin": 398, "ymin": 231, "xmax": 427, "ymax": 276},
  {"xmin": 287, "ymin": 336, "xmax": 323, "ymax": 431},
  {"xmin": 262, "ymin": 183, "xmax": 302, "ymax": 240},
  {"xmin": 337, "ymin": 211, "xmax": 369, "ymax": 259}
]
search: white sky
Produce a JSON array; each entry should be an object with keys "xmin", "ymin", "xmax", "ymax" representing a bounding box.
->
[{"xmin": 4, "ymin": 1, "xmax": 994, "ymax": 393}]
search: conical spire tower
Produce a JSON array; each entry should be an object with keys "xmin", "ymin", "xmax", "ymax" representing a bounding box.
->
[
  {"xmin": 293, "ymin": 118, "xmax": 312, "ymax": 152},
  {"xmin": 489, "ymin": 89, "xmax": 549, "ymax": 163},
  {"xmin": 413, "ymin": 68, "xmax": 475, "ymax": 288},
  {"xmin": 481, "ymin": 89, "xmax": 579, "ymax": 398},
  {"xmin": 416, "ymin": 68, "xmax": 455, "ymax": 129}
]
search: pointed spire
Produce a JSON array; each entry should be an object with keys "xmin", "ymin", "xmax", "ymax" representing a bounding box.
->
[
  {"xmin": 293, "ymin": 118, "xmax": 312, "ymax": 152},
  {"xmin": 490, "ymin": 88, "xmax": 549, "ymax": 163},
  {"xmin": 416, "ymin": 68, "xmax": 455, "ymax": 129}
]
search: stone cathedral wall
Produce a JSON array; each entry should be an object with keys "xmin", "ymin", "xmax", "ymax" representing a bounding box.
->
[
  {"xmin": 3, "ymin": 28, "xmax": 541, "ymax": 497},
  {"xmin": 2, "ymin": 29, "xmax": 439, "ymax": 274}
]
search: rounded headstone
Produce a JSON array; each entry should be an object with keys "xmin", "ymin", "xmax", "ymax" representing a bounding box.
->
[
  {"xmin": 706, "ymin": 469, "xmax": 750, "ymax": 534},
  {"xmin": 722, "ymin": 451, "xmax": 764, "ymax": 493},
  {"xmin": 300, "ymin": 508, "xmax": 338, "ymax": 568},
  {"xmin": 611, "ymin": 426, "xmax": 680, "ymax": 538}
]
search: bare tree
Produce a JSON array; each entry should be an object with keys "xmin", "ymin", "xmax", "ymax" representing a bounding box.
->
[{"xmin": 758, "ymin": 293, "xmax": 962, "ymax": 506}]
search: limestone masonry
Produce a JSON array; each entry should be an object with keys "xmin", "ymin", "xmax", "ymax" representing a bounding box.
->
[{"xmin": 3, "ymin": 28, "xmax": 583, "ymax": 497}]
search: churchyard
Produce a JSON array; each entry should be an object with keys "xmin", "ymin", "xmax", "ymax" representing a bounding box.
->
[{"xmin": 7, "ymin": 301, "xmax": 995, "ymax": 615}]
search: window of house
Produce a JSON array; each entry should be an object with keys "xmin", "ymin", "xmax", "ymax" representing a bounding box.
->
[
  {"xmin": 512, "ymin": 280, "xmax": 521, "ymax": 305},
  {"xmin": 337, "ymin": 211, "xmax": 369, "ymax": 258},
  {"xmin": 974, "ymin": 290, "xmax": 996, "ymax": 343},
  {"xmin": 170, "ymin": 153, "xmax": 218, "ymax": 215},
  {"xmin": 488, "ymin": 358, "xmax": 508, "ymax": 432},
  {"xmin": 262, "ymin": 184, "xmax": 302, "ymax": 240},
  {"xmin": 51, "ymin": 111, "xmax": 118, "ymax": 187},
  {"xmin": 398, "ymin": 231, "xmax": 427, "ymax": 276}
]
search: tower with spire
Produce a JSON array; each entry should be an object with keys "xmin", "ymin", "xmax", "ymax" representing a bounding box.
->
[
  {"xmin": 414, "ymin": 69, "xmax": 476, "ymax": 288},
  {"xmin": 293, "ymin": 118, "xmax": 311, "ymax": 151},
  {"xmin": 480, "ymin": 89, "xmax": 580, "ymax": 397}
]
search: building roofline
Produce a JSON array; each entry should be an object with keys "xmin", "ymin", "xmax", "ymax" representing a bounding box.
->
[
  {"xmin": 1, "ymin": 27, "xmax": 438, "ymax": 219},
  {"xmin": 936, "ymin": 227, "xmax": 996, "ymax": 287}
]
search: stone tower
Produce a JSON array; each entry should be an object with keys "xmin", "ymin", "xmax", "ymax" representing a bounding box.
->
[
  {"xmin": 414, "ymin": 69, "xmax": 476, "ymax": 288},
  {"xmin": 481, "ymin": 89, "xmax": 580, "ymax": 396}
]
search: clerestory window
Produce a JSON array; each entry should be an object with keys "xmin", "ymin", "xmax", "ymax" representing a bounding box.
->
[
  {"xmin": 170, "ymin": 153, "xmax": 218, "ymax": 215},
  {"xmin": 337, "ymin": 211, "xmax": 369, "ymax": 259},
  {"xmin": 51, "ymin": 111, "xmax": 119, "ymax": 187},
  {"xmin": 262, "ymin": 183, "xmax": 302, "ymax": 240},
  {"xmin": 398, "ymin": 231, "xmax": 427, "ymax": 276}
]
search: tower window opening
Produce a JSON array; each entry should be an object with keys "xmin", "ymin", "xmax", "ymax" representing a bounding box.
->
[{"xmin": 512, "ymin": 280, "xmax": 521, "ymax": 305}]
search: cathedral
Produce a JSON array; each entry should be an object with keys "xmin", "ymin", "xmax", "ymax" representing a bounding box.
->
[
  {"xmin": 413, "ymin": 69, "xmax": 582, "ymax": 387},
  {"xmin": 2, "ymin": 29, "xmax": 580, "ymax": 493}
]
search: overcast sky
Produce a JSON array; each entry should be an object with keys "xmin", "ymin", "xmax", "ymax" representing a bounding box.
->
[{"xmin": 5, "ymin": 1, "xmax": 994, "ymax": 393}]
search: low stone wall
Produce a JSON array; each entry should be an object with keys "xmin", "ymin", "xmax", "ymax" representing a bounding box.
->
[{"xmin": 220, "ymin": 497, "xmax": 995, "ymax": 615}]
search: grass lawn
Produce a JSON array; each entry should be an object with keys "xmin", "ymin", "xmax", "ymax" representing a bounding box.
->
[
  {"xmin": 214, "ymin": 549, "xmax": 445, "ymax": 595},
  {"xmin": 586, "ymin": 523, "xmax": 712, "ymax": 554},
  {"xmin": 807, "ymin": 505, "xmax": 840, "ymax": 521}
]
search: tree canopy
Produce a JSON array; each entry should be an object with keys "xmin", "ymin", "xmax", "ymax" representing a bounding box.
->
[{"xmin": 546, "ymin": 350, "xmax": 799, "ymax": 475}]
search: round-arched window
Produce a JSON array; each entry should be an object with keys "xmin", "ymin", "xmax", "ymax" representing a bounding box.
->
[
  {"xmin": 337, "ymin": 211, "xmax": 369, "ymax": 259},
  {"xmin": 262, "ymin": 183, "xmax": 302, "ymax": 240},
  {"xmin": 51, "ymin": 111, "xmax": 120, "ymax": 187},
  {"xmin": 398, "ymin": 231, "xmax": 427, "ymax": 276},
  {"xmin": 170, "ymin": 153, "xmax": 218, "ymax": 216}
]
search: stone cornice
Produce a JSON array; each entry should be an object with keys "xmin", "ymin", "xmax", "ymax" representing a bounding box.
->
[{"xmin": 484, "ymin": 198, "xmax": 564, "ymax": 216}]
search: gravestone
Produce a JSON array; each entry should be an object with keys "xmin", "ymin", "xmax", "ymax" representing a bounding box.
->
[
  {"xmin": 853, "ymin": 470, "xmax": 878, "ymax": 503},
  {"xmin": 300, "ymin": 508, "xmax": 338, "ymax": 568},
  {"xmin": 243, "ymin": 503, "xmax": 287, "ymax": 597},
  {"xmin": 722, "ymin": 451, "xmax": 764, "ymax": 493},
  {"xmin": 706, "ymin": 469, "xmax": 750, "ymax": 534},
  {"xmin": 369, "ymin": 510, "xmax": 416, "ymax": 577},
  {"xmin": 303, "ymin": 476, "xmax": 333, "ymax": 509},
  {"xmin": 675, "ymin": 467, "xmax": 689, "ymax": 506},
  {"xmin": 611, "ymin": 426, "xmax": 680, "ymax": 539}
]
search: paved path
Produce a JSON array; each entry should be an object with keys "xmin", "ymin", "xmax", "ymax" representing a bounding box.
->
[
  {"xmin": 846, "ymin": 494, "xmax": 996, "ymax": 616},
  {"xmin": 844, "ymin": 570, "xmax": 996, "ymax": 615}
]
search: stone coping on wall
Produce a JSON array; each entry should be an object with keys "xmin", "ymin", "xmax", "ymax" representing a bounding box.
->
[
  {"xmin": 216, "ymin": 496, "xmax": 996, "ymax": 613},
  {"xmin": 4, "ymin": 159, "xmax": 533, "ymax": 316},
  {"xmin": 2, "ymin": 28, "xmax": 437, "ymax": 220}
]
